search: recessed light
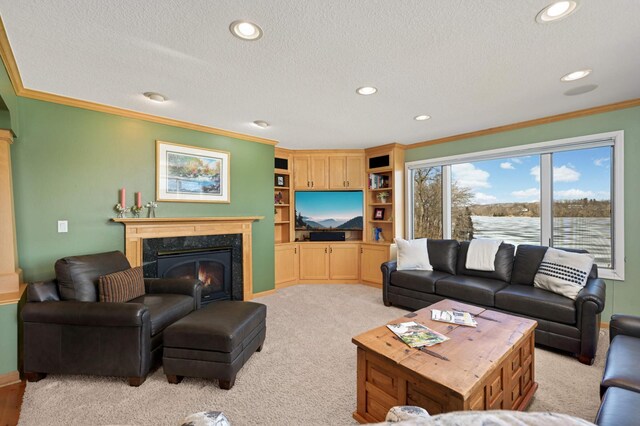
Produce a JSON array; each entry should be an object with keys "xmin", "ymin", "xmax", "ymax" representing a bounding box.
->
[
  {"xmin": 143, "ymin": 92, "xmax": 167, "ymax": 103},
  {"xmin": 536, "ymin": 1, "xmax": 578, "ymax": 23},
  {"xmin": 356, "ymin": 86, "xmax": 377, "ymax": 95},
  {"xmin": 252, "ymin": 120, "xmax": 270, "ymax": 128},
  {"xmin": 230, "ymin": 20, "xmax": 263, "ymax": 40},
  {"xmin": 414, "ymin": 115, "xmax": 431, "ymax": 121},
  {"xmin": 560, "ymin": 69, "xmax": 592, "ymax": 82}
]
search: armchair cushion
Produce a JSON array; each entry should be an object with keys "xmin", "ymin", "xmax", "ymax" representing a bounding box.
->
[
  {"xmin": 27, "ymin": 281, "xmax": 60, "ymax": 302},
  {"xmin": 55, "ymin": 251, "xmax": 131, "ymax": 302},
  {"xmin": 99, "ymin": 266, "xmax": 145, "ymax": 302},
  {"xmin": 609, "ymin": 314, "xmax": 640, "ymax": 342}
]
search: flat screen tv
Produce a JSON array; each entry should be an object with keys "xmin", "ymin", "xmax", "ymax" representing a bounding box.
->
[{"xmin": 295, "ymin": 191, "xmax": 363, "ymax": 230}]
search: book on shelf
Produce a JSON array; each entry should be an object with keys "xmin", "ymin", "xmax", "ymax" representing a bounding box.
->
[
  {"xmin": 368, "ymin": 173, "xmax": 390, "ymax": 189},
  {"xmin": 431, "ymin": 309, "xmax": 477, "ymax": 327},
  {"xmin": 386, "ymin": 321, "xmax": 449, "ymax": 347}
]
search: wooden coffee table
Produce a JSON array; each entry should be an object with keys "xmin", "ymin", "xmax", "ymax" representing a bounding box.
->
[{"xmin": 352, "ymin": 299, "xmax": 538, "ymax": 423}]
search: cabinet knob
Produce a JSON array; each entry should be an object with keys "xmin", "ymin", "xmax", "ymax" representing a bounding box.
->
[
  {"xmin": 347, "ymin": 181, "xmax": 350, "ymax": 187},
  {"xmin": 307, "ymin": 181, "xmax": 310, "ymax": 187},
  {"xmin": 330, "ymin": 247, "xmax": 333, "ymax": 253},
  {"xmin": 311, "ymin": 181, "xmax": 314, "ymax": 187},
  {"xmin": 343, "ymin": 180, "xmax": 346, "ymax": 187},
  {"xmin": 294, "ymin": 247, "xmax": 297, "ymax": 254},
  {"xmin": 325, "ymin": 247, "xmax": 327, "ymax": 253}
]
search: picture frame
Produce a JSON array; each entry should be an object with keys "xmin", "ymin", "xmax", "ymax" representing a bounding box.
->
[
  {"xmin": 275, "ymin": 174, "xmax": 286, "ymax": 187},
  {"xmin": 156, "ymin": 141, "xmax": 230, "ymax": 203},
  {"xmin": 373, "ymin": 207, "xmax": 385, "ymax": 220}
]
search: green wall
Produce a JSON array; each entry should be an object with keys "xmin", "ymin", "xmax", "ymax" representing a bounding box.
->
[
  {"xmin": 0, "ymin": 61, "xmax": 275, "ymax": 376},
  {"xmin": 0, "ymin": 304, "xmax": 18, "ymax": 375},
  {"xmin": 11, "ymin": 97, "xmax": 275, "ymax": 287},
  {"xmin": 406, "ymin": 106, "xmax": 640, "ymax": 319}
]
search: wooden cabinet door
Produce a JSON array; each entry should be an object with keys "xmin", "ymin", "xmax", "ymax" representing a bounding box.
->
[
  {"xmin": 275, "ymin": 244, "xmax": 299, "ymax": 286},
  {"xmin": 346, "ymin": 155, "xmax": 365, "ymax": 189},
  {"xmin": 329, "ymin": 156, "xmax": 347, "ymax": 189},
  {"xmin": 293, "ymin": 156, "xmax": 311, "ymax": 189},
  {"xmin": 310, "ymin": 156, "xmax": 329, "ymax": 189},
  {"xmin": 360, "ymin": 245, "xmax": 390, "ymax": 285},
  {"xmin": 329, "ymin": 244, "xmax": 359, "ymax": 279},
  {"xmin": 299, "ymin": 244, "xmax": 329, "ymax": 280}
]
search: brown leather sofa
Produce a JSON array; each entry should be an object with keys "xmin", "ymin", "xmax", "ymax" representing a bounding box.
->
[
  {"xmin": 381, "ymin": 240, "xmax": 606, "ymax": 364},
  {"xmin": 595, "ymin": 314, "xmax": 640, "ymax": 425},
  {"xmin": 22, "ymin": 251, "xmax": 202, "ymax": 386}
]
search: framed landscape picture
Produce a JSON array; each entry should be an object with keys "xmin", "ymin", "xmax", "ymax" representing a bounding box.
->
[{"xmin": 156, "ymin": 141, "xmax": 230, "ymax": 203}]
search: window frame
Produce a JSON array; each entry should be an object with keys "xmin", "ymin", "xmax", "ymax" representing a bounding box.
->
[{"xmin": 405, "ymin": 130, "xmax": 624, "ymax": 280}]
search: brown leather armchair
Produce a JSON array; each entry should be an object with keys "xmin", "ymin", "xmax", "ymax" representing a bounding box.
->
[{"xmin": 22, "ymin": 251, "xmax": 202, "ymax": 386}]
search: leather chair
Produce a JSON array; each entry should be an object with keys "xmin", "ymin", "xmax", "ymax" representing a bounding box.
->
[{"xmin": 22, "ymin": 251, "xmax": 202, "ymax": 386}]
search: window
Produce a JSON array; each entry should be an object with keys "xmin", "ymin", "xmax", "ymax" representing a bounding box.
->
[{"xmin": 406, "ymin": 131, "xmax": 624, "ymax": 280}]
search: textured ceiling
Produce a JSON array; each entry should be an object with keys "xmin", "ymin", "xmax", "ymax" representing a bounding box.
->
[{"xmin": 1, "ymin": 1, "xmax": 639, "ymax": 149}]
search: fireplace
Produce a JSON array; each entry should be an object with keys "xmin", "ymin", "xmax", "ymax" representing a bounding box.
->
[
  {"xmin": 157, "ymin": 248, "xmax": 232, "ymax": 303},
  {"xmin": 142, "ymin": 234, "xmax": 244, "ymax": 304}
]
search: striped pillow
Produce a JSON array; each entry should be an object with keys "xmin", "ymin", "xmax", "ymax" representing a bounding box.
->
[{"xmin": 98, "ymin": 266, "xmax": 145, "ymax": 302}]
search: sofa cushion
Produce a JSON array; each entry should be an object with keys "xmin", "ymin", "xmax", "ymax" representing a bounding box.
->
[
  {"xmin": 600, "ymin": 335, "xmax": 640, "ymax": 396},
  {"xmin": 456, "ymin": 241, "xmax": 515, "ymax": 282},
  {"xmin": 395, "ymin": 238, "xmax": 432, "ymax": 271},
  {"xmin": 436, "ymin": 275, "xmax": 509, "ymax": 307},
  {"xmin": 495, "ymin": 284, "xmax": 576, "ymax": 325},
  {"xmin": 390, "ymin": 270, "xmax": 451, "ymax": 294},
  {"xmin": 99, "ymin": 267, "xmax": 145, "ymax": 303},
  {"xmin": 128, "ymin": 293, "xmax": 193, "ymax": 336},
  {"xmin": 56, "ymin": 251, "xmax": 131, "ymax": 302},
  {"xmin": 533, "ymin": 248, "xmax": 594, "ymax": 300},
  {"xmin": 426, "ymin": 239, "xmax": 459, "ymax": 274}
]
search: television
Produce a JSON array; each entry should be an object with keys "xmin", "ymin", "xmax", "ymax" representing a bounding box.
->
[{"xmin": 295, "ymin": 191, "xmax": 363, "ymax": 231}]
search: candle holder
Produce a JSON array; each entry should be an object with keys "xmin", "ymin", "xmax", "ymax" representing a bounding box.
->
[
  {"xmin": 131, "ymin": 206, "xmax": 143, "ymax": 218},
  {"xmin": 114, "ymin": 203, "xmax": 131, "ymax": 218},
  {"xmin": 146, "ymin": 201, "xmax": 158, "ymax": 218}
]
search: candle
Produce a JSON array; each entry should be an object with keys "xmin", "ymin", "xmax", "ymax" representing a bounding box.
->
[
  {"xmin": 136, "ymin": 192, "xmax": 142, "ymax": 208},
  {"xmin": 120, "ymin": 188, "xmax": 125, "ymax": 207}
]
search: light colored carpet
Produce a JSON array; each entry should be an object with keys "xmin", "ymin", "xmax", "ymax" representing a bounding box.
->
[{"xmin": 19, "ymin": 285, "xmax": 608, "ymax": 425}]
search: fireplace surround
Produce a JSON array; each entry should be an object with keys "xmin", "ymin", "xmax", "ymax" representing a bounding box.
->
[
  {"xmin": 143, "ymin": 234, "xmax": 242, "ymax": 303},
  {"xmin": 112, "ymin": 217, "xmax": 262, "ymax": 300}
]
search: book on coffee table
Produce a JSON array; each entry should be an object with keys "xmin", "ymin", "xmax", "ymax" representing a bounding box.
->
[
  {"xmin": 431, "ymin": 309, "xmax": 478, "ymax": 327},
  {"xmin": 386, "ymin": 321, "xmax": 449, "ymax": 348}
]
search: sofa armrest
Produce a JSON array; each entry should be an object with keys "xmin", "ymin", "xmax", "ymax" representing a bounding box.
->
[
  {"xmin": 381, "ymin": 261, "xmax": 398, "ymax": 306},
  {"xmin": 576, "ymin": 278, "xmax": 606, "ymax": 315},
  {"xmin": 609, "ymin": 314, "xmax": 640, "ymax": 342},
  {"xmin": 21, "ymin": 301, "xmax": 148, "ymax": 327}
]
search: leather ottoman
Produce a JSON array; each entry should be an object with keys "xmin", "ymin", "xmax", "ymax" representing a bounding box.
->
[{"xmin": 163, "ymin": 301, "xmax": 266, "ymax": 389}]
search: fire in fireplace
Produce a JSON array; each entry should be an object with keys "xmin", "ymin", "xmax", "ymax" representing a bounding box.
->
[{"xmin": 156, "ymin": 248, "xmax": 232, "ymax": 304}]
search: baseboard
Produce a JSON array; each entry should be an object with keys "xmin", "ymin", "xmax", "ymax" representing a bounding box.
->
[
  {"xmin": 253, "ymin": 289, "xmax": 277, "ymax": 298},
  {"xmin": 600, "ymin": 322, "xmax": 609, "ymax": 329},
  {"xmin": 0, "ymin": 370, "xmax": 20, "ymax": 388}
]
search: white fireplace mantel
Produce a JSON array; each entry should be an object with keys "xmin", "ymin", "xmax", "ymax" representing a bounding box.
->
[{"xmin": 112, "ymin": 216, "xmax": 263, "ymax": 300}]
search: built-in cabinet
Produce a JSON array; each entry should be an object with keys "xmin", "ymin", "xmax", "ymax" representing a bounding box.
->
[
  {"xmin": 360, "ymin": 243, "xmax": 391, "ymax": 285},
  {"xmin": 293, "ymin": 155, "xmax": 329, "ymax": 189},
  {"xmin": 274, "ymin": 146, "xmax": 402, "ymax": 288},
  {"xmin": 328, "ymin": 154, "xmax": 365, "ymax": 189},
  {"xmin": 275, "ymin": 243, "xmax": 299, "ymax": 287},
  {"xmin": 299, "ymin": 243, "xmax": 359, "ymax": 281}
]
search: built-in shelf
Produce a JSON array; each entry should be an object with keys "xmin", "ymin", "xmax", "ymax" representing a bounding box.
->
[
  {"xmin": 369, "ymin": 220, "xmax": 393, "ymax": 224},
  {"xmin": 370, "ymin": 202, "xmax": 392, "ymax": 206},
  {"xmin": 275, "ymin": 221, "xmax": 290, "ymax": 224},
  {"xmin": 275, "ymin": 203, "xmax": 290, "ymax": 207},
  {"xmin": 369, "ymin": 187, "xmax": 391, "ymax": 191},
  {"xmin": 274, "ymin": 186, "xmax": 290, "ymax": 190}
]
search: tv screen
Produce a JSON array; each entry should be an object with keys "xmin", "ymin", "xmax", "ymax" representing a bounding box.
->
[{"xmin": 295, "ymin": 191, "xmax": 363, "ymax": 230}]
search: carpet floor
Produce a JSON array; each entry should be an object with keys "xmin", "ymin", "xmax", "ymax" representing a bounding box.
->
[{"xmin": 19, "ymin": 284, "xmax": 608, "ymax": 425}]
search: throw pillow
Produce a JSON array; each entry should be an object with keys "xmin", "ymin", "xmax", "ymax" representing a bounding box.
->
[
  {"xmin": 533, "ymin": 248, "xmax": 594, "ymax": 300},
  {"xmin": 98, "ymin": 266, "xmax": 145, "ymax": 302},
  {"xmin": 395, "ymin": 238, "xmax": 433, "ymax": 271}
]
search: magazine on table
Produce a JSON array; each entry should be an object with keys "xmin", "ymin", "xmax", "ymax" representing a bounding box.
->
[
  {"xmin": 386, "ymin": 321, "xmax": 449, "ymax": 347},
  {"xmin": 431, "ymin": 309, "xmax": 478, "ymax": 327}
]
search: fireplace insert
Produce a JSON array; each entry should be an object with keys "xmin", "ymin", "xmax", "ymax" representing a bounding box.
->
[{"xmin": 157, "ymin": 248, "xmax": 232, "ymax": 304}]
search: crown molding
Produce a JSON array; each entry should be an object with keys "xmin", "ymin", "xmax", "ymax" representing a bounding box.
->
[
  {"xmin": 406, "ymin": 98, "xmax": 640, "ymax": 150},
  {"xmin": 0, "ymin": 16, "xmax": 278, "ymax": 147}
]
